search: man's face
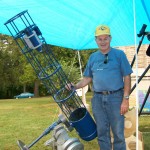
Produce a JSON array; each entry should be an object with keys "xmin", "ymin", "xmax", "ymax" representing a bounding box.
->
[{"xmin": 95, "ymin": 35, "xmax": 111, "ymax": 52}]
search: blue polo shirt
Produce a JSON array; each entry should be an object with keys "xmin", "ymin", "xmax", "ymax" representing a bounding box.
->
[{"xmin": 83, "ymin": 48, "xmax": 133, "ymax": 92}]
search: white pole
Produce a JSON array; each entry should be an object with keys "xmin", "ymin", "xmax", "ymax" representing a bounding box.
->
[
  {"xmin": 133, "ymin": 0, "xmax": 139, "ymax": 149},
  {"xmin": 77, "ymin": 51, "xmax": 83, "ymax": 77},
  {"xmin": 77, "ymin": 51, "xmax": 87, "ymax": 106}
]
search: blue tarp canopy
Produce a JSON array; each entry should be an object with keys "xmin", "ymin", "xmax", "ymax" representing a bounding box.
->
[{"xmin": 0, "ymin": 0, "xmax": 149, "ymax": 50}]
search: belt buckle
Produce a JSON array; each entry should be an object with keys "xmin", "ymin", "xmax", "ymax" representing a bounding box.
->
[{"xmin": 102, "ymin": 91, "xmax": 108, "ymax": 95}]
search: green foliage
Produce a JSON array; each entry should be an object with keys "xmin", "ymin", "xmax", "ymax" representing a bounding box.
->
[
  {"xmin": 51, "ymin": 45, "xmax": 96, "ymax": 68},
  {"xmin": 0, "ymin": 34, "xmax": 37, "ymax": 98},
  {"xmin": 18, "ymin": 63, "xmax": 36, "ymax": 85},
  {"xmin": 0, "ymin": 34, "xmax": 21, "ymax": 98},
  {"xmin": 60, "ymin": 60, "xmax": 81, "ymax": 83},
  {"xmin": 0, "ymin": 34, "xmax": 96, "ymax": 98}
]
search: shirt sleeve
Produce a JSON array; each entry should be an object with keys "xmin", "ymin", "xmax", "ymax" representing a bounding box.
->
[
  {"xmin": 83, "ymin": 56, "xmax": 93, "ymax": 78},
  {"xmin": 120, "ymin": 51, "xmax": 133, "ymax": 76}
]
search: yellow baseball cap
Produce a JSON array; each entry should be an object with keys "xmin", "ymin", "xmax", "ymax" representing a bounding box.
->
[{"xmin": 95, "ymin": 25, "xmax": 111, "ymax": 36}]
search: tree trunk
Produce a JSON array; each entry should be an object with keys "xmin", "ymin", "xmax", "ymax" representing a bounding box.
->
[
  {"xmin": 34, "ymin": 80, "xmax": 40, "ymax": 97},
  {"xmin": 23, "ymin": 84, "xmax": 26, "ymax": 93}
]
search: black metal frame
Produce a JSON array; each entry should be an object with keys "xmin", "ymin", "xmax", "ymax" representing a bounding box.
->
[{"xmin": 130, "ymin": 24, "xmax": 150, "ymax": 115}]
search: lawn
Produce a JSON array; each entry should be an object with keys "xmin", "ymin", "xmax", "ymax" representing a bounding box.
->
[
  {"xmin": 0, "ymin": 95, "xmax": 99, "ymax": 150},
  {"xmin": 139, "ymin": 116, "xmax": 150, "ymax": 150},
  {"xmin": 0, "ymin": 93, "xmax": 149, "ymax": 150}
]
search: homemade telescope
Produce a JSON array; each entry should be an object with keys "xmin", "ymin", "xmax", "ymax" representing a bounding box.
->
[
  {"xmin": 17, "ymin": 114, "xmax": 84, "ymax": 150},
  {"xmin": 4, "ymin": 10, "xmax": 97, "ymax": 149}
]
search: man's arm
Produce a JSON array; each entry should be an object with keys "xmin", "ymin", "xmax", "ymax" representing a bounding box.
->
[
  {"xmin": 66, "ymin": 77, "xmax": 92, "ymax": 90},
  {"xmin": 74, "ymin": 77, "xmax": 92, "ymax": 89},
  {"xmin": 123, "ymin": 75, "xmax": 131, "ymax": 97},
  {"xmin": 120, "ymin": 75, "xmax": 131, "ymax": 115}
]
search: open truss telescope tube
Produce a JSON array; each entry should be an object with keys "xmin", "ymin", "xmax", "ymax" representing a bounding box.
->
[{"xmin": 4, "ymin": 10, "xmax": 97, "ymax": 141}]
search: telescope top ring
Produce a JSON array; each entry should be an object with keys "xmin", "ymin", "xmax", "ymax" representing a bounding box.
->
[{"xmin": 4, "ymin": 10, "xmax": 28, "ymax": 25}]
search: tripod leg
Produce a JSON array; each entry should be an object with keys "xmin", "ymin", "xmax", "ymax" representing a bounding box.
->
[
  {"xmin": 130, "ymin": 64, "xmax": 150, "ymax": 94},
  {"xmin": 139, "ymin": 86, "xmax": 150, "ymax": 116},
  {"xmin": 17, "ymin": 140, "xmax": 29, "ymax": 150}
]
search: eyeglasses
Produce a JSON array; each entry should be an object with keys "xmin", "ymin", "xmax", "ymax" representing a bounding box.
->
[
  {"xmin": 96, "ymin": 36, "xmax": 110, "ymax": 43},
  {"xmin": 104, "ymin": 54, "xmax": 108, "ymax": 64}
]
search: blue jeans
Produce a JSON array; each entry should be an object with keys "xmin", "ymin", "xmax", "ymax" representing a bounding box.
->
[{"xmin": 91, "ymin": 90, "xmax": 126, "ymax": 150}]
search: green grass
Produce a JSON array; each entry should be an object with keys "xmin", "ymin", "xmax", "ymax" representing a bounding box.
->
[
  {"xmin": 0, "ymin": 93, "xmax": 150, "ymax": 150},
  {"xmin": 139, "ymin": 116, "xmax": 150, "ymax": 150},
  {"xmin": 0, "ymin": 95, "xmax": 99, "ymax": 150}
]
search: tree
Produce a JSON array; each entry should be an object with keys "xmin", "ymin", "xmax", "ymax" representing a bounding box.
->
[
  {"xmin": 0, "ymin": 34, "xmax": 96, "ymax": 98},
  {"xmin": 0, "ymin": 34, "xmax": 22, "ymax": 98},
  {"xmin": 0, "ymin": 34, "xmax": 37, "ymax": 98}
]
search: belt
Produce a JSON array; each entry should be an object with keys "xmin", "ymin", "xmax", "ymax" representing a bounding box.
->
[{"xmin": 94, "ymin": 88, "xmax": 123, "ymax": 95}]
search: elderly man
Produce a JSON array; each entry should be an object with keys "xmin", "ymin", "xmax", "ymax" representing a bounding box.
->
[{"xmin": 67, "ymin": 25, "xmax": 132, "ymax": 150}]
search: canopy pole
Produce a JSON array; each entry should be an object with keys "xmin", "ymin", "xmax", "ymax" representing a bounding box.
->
[
  {"xmin": 132, "ymin": 0, "xmax": 139, "ymax": 149},
  {"xmin": 77, "ymin": 51, "xmax": 87, "ymax": 106},
  {"xmin": 77, "ymin": 51, "xmax": 83, "ymax": 77}
]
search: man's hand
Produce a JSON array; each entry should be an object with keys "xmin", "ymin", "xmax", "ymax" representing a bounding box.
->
[
  {"xmin": 65, "ymin": 77, "xmax": 92, "ymax": 91},
  {"xmin": 65, "ymin": 83, "xmax": 74, "ymax": 91},
  {"xmin": 120, "ymin": 99, "xmax": 129, "ymax": 115}
]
